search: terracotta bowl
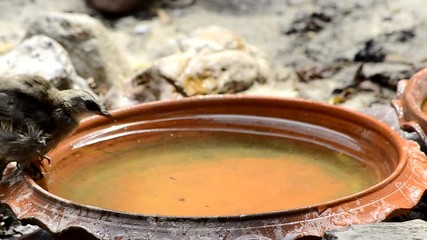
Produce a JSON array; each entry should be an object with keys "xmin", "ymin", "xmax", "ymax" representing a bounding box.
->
[
  {"xmin": 1, "ymin": 96, "xmax": 427, "ymax": 239},
  {"xmin": 392, "ymin": 67, "xmax": 427, "ymax": 144}
]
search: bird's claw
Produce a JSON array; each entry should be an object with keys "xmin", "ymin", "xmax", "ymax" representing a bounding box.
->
[
  {"xmin": 32, "ymin": 170, "xmax": 43, "ymax": 180},
  {"xmin": 27, "ymin": 163, "xmax": 43, "ymax": 180},
  {"xmin": 37, "ymin": 155, "xmax": 51, "ymax": 165},
  {"xmin": 42, "ymin": 155, "xmax": 51, "ymax": 165}
]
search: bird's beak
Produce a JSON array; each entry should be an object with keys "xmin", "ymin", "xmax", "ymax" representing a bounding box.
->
[{"xmin": 98, "ymin": 110, "xmax": 116, "ymax": 122}]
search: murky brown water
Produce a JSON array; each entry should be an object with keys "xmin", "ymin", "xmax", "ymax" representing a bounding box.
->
[
  {"xmin": 44, "ymin": 132, "xmax": 379, "ymax": 217},
  {"xmin": 421, "ymin": 99, "xmax": 427, "ymax": 114}
]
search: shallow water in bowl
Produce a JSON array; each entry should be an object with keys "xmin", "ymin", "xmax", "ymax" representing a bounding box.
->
[
  {"xmin": 44, "ymin": 132, "xmax": 379, "ymax": 217},
  {"xmin": 422, "ymin": 98, "xmax": 427, "ymax": 114}
]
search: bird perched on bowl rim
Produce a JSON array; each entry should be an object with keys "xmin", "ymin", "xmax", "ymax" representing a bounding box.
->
[{"xmin": 0, "ymin": 74, "xmax": 114, "ymax": 180}]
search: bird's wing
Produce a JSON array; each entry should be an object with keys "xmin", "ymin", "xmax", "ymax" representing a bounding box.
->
[
  {"xmin": 0, "ymin": 75, "xmax": 55, "ymax": 128},
  {"xmin": 0, "ymin": 75, "xmax": 53, "ymax": 101}
]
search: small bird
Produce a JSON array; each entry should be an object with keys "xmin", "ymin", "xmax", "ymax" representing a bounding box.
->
[{"xmin": 0, "ymin": 74, "xmax": 113, "ymax": 180}]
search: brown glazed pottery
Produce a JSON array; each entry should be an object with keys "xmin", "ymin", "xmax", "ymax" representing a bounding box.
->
[
  {"xmin": 392, "ymin": 67, "xmax": 427, "ymax": 144},
  {"xmin": 1, "ymin": 96, "xmax": 427, "ymax": 239}
]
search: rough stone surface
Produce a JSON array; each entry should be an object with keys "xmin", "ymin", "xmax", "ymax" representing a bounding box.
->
[
  {"xmin": 323, "ymin": 219, "xmax": 427, "ymax": 240},
  {"xmin": 25, "ymin": 12, "xmax": 132, "ymax": 95},
  {"xmin": 127, "ymin": 25, "xmax": 298, "ymax": 104},
  {"xmin": 0, "ymin": 35, "xmax": 91, "ymax": 91},
  {"xmin": 200, "ymin": 0, "xmax": 273, "ymax": 15},
  {"xmin": 359, "ymin": 63, "xmax": 415, "ymax": 89},
  {"xmin": 364, "ymin": 103, "xmax": 418, "ymax": 140},
  {"xmin": 177, "ymin": 25, "xmax": 298, "ymax": 94},
  {"xmin": 106, "ymin": 65, "xmax": 183, "ymax": 108},
  {"xmin": 10, "ymin": 0, "xmax": 420, "ymax": 112}
]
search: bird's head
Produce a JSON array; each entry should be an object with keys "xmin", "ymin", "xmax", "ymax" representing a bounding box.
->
[{"xmin": 59, "ymin": 89, "xmax": 114, "ymax": 122}]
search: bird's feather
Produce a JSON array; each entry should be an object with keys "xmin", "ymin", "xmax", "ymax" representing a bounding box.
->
[
  {"xmin": 0, "ymin": 76, "xmax": 57, "ymax": 133},
  {"xmin": 0, "ymin": 74, "xmax": 110, "ymax": 180}
]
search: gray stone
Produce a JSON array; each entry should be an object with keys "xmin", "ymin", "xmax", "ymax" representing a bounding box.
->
[
  {"xmin": 200, "ymin": 0, "xmax": 273, "ymax": 15},
  {"xmin": 323, "ymin": 219, "xmax": 427, "ymax": 240},
  {"xmin": 364, "ymin": 103, "xmax": 418, "ymax": 140},
  {"xmin": 297, "ymin": 64, "xmax": 359, "ymax": 102},
  {"xmin": 360, "ymin": 62, "xmax": 414, "ymax": 89},
  {"xmin": 0, "ymin": 35, "xmax": 91, "ymax": 91},
  {"xmin": 104, "ymin": 62, "xmax": 186, "ymax": 109},
  {"xmin": 26, "ymin": 12, "xmax": 132, "ymax": 94}
]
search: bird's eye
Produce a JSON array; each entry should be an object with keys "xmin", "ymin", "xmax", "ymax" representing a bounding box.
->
[{"xmin": 84, "ymin": 100, "xmax": 101, "ymax": 112}]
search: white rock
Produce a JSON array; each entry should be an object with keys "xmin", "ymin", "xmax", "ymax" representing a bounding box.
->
[
  {"xmin": 133, "ymin": 24, "xmax": 150, "ymax": 35},
  {"xmin": 323, "ymin": 219, "xmax": 427, "ymax": 240},
  {"xmin": 0, "ymin": 35, "xmax": 91, "ymax": 91},
  {"xmin": 129, "ymin": 25, "xmax": 299, "ymax": 101},
  {"xmin": 26, "ymin": 12, "xmax": 132, "ymax": 94}
]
